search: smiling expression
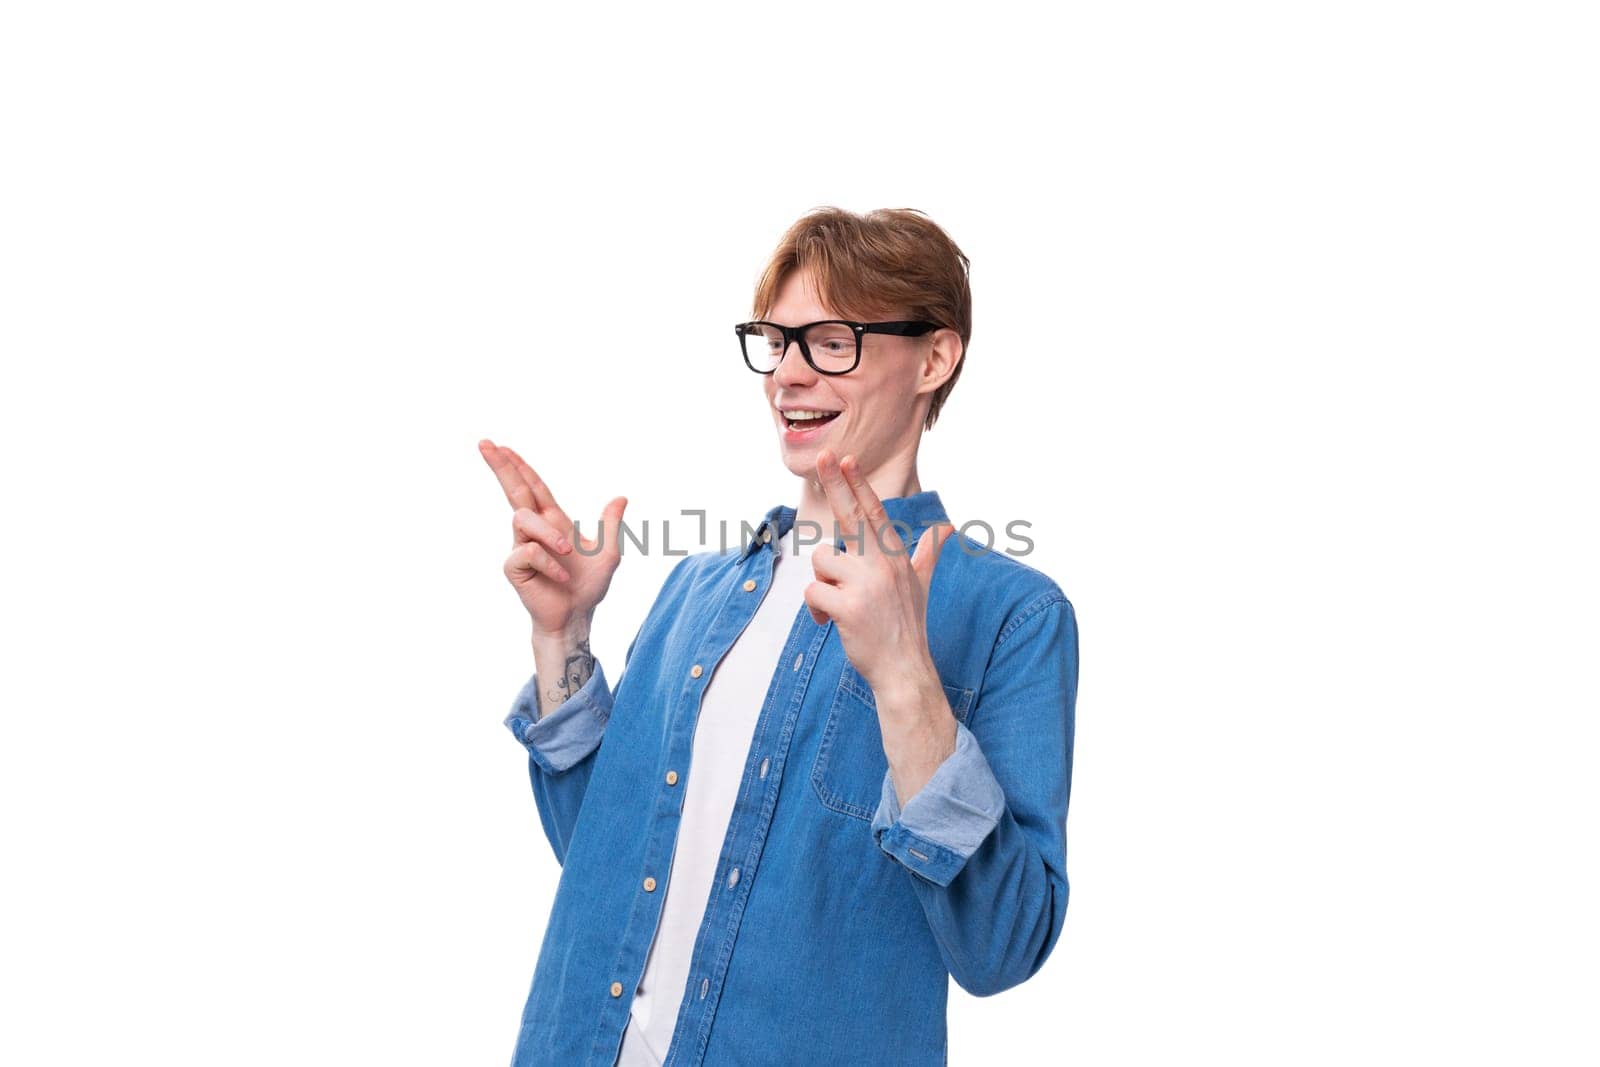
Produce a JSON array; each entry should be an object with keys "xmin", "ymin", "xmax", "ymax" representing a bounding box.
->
[{"xmin": 761, "ymin": 270, "xmax": 939, "ymax": 482}]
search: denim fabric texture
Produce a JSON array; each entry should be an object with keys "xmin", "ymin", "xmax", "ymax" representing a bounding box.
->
[{"xmin": 502, "ymin": 491, "xmax": 1078, "ymax": 1066}]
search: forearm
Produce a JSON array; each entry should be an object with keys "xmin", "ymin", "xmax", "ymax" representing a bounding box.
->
[
  {"xmin": 529, "ymin": 615, "xmax": 596, "ymax": 720},
  {"xmin": 874, "ymin": 664, "xmax": 959, "ymax": 804},
  {"xmin": 509, "ymin": 612, "xmax": 615, "ymax": 781}
]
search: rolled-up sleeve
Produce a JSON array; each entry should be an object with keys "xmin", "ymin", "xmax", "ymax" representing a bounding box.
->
[
  {"xmin": 869, "ymin": 591, "xmax": 1078, "ymax": 997},
  {"xmin": 504, "ymin": 657, "xmax": 620, "ymax": 865},
  {"xmin": 871, "ymin": 721, "xmax": 1007, "ymax": 887},
  {"xmin": 503, "ymin": 659, "xmax": 615, "ymax": 775}
]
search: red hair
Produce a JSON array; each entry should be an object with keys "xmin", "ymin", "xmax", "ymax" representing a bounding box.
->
[{"xmin": 752, "ymin": 207, "xmax": 971, "ymax": 431}]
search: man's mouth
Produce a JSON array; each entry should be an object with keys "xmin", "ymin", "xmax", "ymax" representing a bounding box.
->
[{"xmin": 783, "ymin": 408, "xmax": 841, "ymax": 432}]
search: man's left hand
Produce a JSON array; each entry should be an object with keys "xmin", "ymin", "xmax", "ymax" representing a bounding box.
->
[{"xmin": 805, "ymin": 448, "xmax": 952, "ymax": 690}]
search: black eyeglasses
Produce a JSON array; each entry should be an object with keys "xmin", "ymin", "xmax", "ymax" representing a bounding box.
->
[{"xmin": 735, "ymin": 319, "xmax": 940, "ymax": 375}]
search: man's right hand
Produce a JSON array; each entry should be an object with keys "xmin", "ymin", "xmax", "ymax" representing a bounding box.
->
[{"xmin": 478, "ymin": 438, "xmax": 627, "ymax": 640}]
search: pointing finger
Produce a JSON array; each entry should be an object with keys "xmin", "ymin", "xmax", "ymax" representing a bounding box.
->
[
  {"xmin": 839, "ymin": 453, "xmax": 902, "ymax": 555},
  {"xmin": 479, "ymin": 439, "xmax": 537, "ymax": 512},
  {"xmin": 501, "ymin": 444, "xmax": 565, "ymax": 518},
  {"xmin": 815, "ymin": 448, "xmax": 866, "ymax": 552}
]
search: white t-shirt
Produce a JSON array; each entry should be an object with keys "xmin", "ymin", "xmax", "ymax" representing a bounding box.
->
[{"xmin": 614, "ymin": 531, "xmax": 815, "ymax": 1067}]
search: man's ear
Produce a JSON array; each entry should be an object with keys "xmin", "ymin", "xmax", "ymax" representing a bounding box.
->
[{"xmin": 917, "ymin": 327, "xmax": 964, "ymax": 396}]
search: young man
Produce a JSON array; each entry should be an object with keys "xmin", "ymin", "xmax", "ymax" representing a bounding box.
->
[{"xmin": 479, "ymin": 208, "xmax": 1079, "ymax": 1066}]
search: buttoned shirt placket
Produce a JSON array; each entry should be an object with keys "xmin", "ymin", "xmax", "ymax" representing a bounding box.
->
[{"xmin": 595, "ymin": 510, "xmax": 828, "ymax": 1067}]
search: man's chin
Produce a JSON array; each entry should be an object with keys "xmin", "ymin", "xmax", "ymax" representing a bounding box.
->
[
  {"xmin": 779, "ymin": 445, "xmax": 816, "ymax": 477},
  {"xmin": 778, "ymin": 439, "xmax": 826, "ymax": 477}
]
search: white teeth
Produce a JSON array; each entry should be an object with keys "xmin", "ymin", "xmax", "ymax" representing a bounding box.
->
[{"xmin": 784, "ymin": 409, "xmax": 838, "ymax": 421}]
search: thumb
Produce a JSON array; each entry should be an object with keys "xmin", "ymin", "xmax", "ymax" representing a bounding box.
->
[
  {"xmin": 592, "ymin": 495, "xmax": 628, "ymax": 558},
  {"xmin": 911, "ymin": 522, "xmax": 954, "ymax": 589}
]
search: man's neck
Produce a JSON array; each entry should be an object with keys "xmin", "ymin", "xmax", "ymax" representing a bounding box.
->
[{"xmin": 793, "ymin": 447, "xmax": 923, "ymax": 545}]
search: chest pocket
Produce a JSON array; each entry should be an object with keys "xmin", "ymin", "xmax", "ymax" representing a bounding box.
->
[{"xmin": 810, "ymin": 663, "xmax": 976, "ymax": 821}]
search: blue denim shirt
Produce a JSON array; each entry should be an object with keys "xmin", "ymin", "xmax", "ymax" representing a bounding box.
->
[{"xmin": 503, "ymin": 491, "xmax": 1078, "ymax": 1066}]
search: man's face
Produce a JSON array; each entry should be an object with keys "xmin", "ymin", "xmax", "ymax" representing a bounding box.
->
[{"xmin": 761, "ymin": 270, "xmax": 932, "ymax": 483}]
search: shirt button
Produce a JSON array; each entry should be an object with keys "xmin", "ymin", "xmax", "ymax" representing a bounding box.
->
[
  {"xmin": 665, "ymin": 770, "xmax": 679, "ymax": 786},
  {"xmin": 758, "ymin": 757, "xmax": 769, "ymax": 779},
  {"xmin": 760, "ymin": 528, "xmax": 772, "ymax": 543},
  {"xmin": 610, "ymin": 981, "xmax": 623, "ymax": 997},
  {"xmin": 727, "ymin": 867, "xmax": 740, "ymax": 888},
  {"xmin": 700, "ymin": 977, "xmax": 709, "ymax": 999},
  {"xmin": 643, "ymin": 876, "xmax": 657, "ymax": 892},
  {"xmin": 791, "ymin": 653, "xmax": 802, "ymax": 671},
  {"xmin": 690, "ymin": 664, "xmax": 703, "ymax": 678},
  {"xmin": 742, "ymin": 578, "xmax": 757, "ymax": 592}
]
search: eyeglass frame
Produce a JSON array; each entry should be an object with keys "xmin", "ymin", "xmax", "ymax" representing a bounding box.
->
[{"xmin": 735, "ymin": 319, "xmax": 942, "ymax": 376}]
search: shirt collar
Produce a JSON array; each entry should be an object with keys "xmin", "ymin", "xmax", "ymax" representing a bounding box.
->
[{"xmin": 737, "ymin": 490, "xmax": 950, "ymax": 561}]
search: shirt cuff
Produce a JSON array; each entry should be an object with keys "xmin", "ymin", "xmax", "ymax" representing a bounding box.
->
[
  {"xmin": 502, "ymin": 658, "xmax": 613, "ymax": 775},
  {"xmin": 871, "ymin": 720, "xmax": 1006, "ymax": 887}
]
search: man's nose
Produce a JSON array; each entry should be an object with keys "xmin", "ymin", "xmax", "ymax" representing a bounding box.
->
[{"xmin": 772, "ymin": 337, "xmax": 815, "ymax": 384}]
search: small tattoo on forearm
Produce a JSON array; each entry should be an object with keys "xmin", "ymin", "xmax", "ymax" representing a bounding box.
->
[{"xmin": 546, "ymin": 638, "xmax": 594, "ymax": 710}]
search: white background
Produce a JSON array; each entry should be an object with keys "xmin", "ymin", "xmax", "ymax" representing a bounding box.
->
[{"xmin": 2, "ymin": 2, "xmax": 1595, "ymax": 1064}]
